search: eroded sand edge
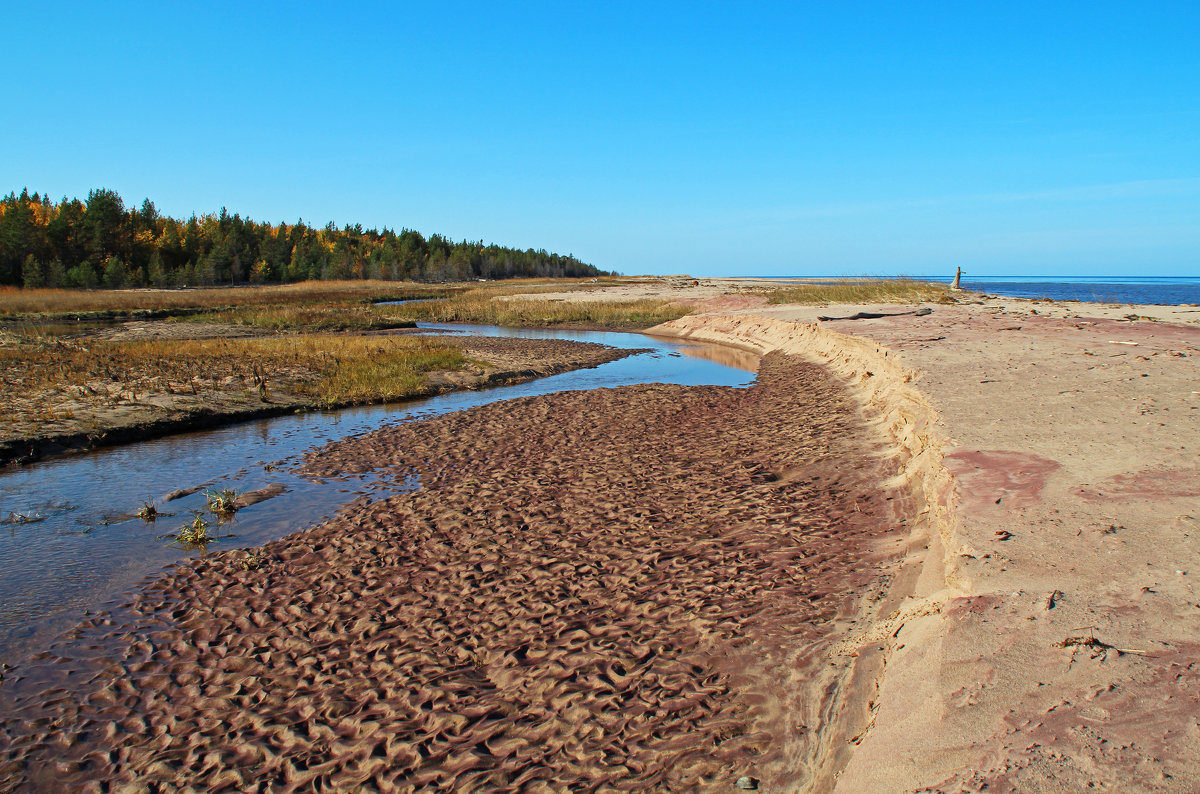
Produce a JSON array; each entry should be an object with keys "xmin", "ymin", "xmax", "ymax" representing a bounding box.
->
[
  {"xmin": 653, "ymin": 315, "xmax": 962, "ymax": 791},
  {"xmin": 654, "ymin": 304, "xmax": 1200, "ymax": 793}
]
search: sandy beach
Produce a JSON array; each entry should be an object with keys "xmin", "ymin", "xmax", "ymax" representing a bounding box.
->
[
  {"xmin": 655, "ymin": 290, "xmax": 1200, "ymax": 791},
  {"xmin": 0, "ymin": 280, "xmax": 1197, "ymax": 791}
]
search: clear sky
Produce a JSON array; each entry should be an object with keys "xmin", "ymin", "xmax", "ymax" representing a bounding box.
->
[{"xmin": 3, "ymin": 2, "xmax": 1198, "ymax": 278}]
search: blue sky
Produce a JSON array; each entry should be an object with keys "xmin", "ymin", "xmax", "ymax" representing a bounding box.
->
[{"xmin": 3, "ymin": 2, "xmax": 1197, "ymax": 277}]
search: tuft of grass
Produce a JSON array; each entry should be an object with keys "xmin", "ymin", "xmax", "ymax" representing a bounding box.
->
[
  {"xmin": 136, "ymin": 502, "xmax": 159, "ymax": 521},
  {"xmin": 175, "ymin": 511, "xmax": 215, "ymax": 547},
  {"xmin": 205, "ymin": 488, "xmax": 240, "ymax": 515},
  {"xmin": 309, "ymin": 339, "xmax": 466, "ymax": 405},
  {"xmin": 765, "ymin": 278, "xmax": 954, "ymax": 305}
]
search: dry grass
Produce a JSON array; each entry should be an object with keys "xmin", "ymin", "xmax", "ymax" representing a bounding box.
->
[
  {"xmin": 396, "ymin": 287, "xmax": 693, "ymax": 328},
  {"xmin": 0, "ymin": 333, "xmax": 468, "ymax": 431},
  {"xmin": 0, "ymin": 281, "xmax": 453, "ymax": 319},
  {"xmin": 765, "ymin": 278, "xmax": 953, "ymax": 305},
  {"xmin": 193, "ymin": 302, "xmax": 421, "ymax": 332},
  {"xmin": 311, "ymin": 337, "xmax": 467, "ymax": 405}
]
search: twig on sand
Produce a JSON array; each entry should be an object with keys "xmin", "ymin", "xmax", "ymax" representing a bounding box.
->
[{"xmin": 1058, "ymin": 628, "xmax": 1149, "ymax": 656}]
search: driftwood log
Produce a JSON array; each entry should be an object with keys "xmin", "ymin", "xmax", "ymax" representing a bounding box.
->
[{"xmin": 817, "ymin": 307, "xmax": 932, "ymax": 322}]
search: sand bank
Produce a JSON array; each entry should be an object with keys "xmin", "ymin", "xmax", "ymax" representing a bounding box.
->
[{"xmin": 655, "ymin": 297, "xmax": 1200, "ymax": 792}]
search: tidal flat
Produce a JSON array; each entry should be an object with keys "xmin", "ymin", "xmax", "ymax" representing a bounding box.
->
[{"xmin": 0, "ymin": 353, "xmax": 909, "ymax": 790}]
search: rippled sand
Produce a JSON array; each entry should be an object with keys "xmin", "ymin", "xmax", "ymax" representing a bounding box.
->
[{"xmin": 0, "ymin": 353, "xmax": 906, "ymax": 791}]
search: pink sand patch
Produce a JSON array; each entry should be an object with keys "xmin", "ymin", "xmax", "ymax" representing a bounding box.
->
[
  {"xmin": 946, "ymin": 449, "xmax": 1062, "ymax": 509},
  {"xmin": 1076, "ymin": 466, "xmax": 1200, "ymax": 502}
]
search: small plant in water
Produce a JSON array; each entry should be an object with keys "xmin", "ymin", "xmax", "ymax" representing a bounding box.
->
[
  {"xmin": 136, "ymin": 502, "xmax": 159, "ymax": 521},
  {"xmin": 205, "ymin": 488, "xmax": 240, "ymax": 515},
  {"xmin": 2, "ymin": 511, "xmax": 45, "ymax": 525},
  {"xmin": 176, "ymin": 511, "xmax": 215, "ymax": 546}
]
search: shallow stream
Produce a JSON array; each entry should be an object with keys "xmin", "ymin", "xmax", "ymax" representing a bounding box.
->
[{"xmin": 0, "ymin": 324, "xmax": 755, "ymax": 660}]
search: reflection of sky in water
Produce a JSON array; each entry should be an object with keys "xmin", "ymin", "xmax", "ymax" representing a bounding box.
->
[{"xmin": 0, "ymin": 325, "xmax": 755, "ymax": 661}]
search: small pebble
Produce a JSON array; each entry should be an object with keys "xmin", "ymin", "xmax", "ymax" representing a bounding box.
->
[{"xmin": 736, "ymin": 776, "xmax": 759, "ymax": 790}]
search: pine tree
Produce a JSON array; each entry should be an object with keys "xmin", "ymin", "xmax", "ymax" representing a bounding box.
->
[
  {"xmin": 21, "ymin": 254, "xmax": 43, "ymax": 288},
  {"xmin": 46, "ymin": 259, "xmax": 65, "ymax": 288},
  {"xmin": 148, "ymin": 250, "xmax": 168, "ymax": 287},
  {"xmin": 83, "ymin": 189, "xmax": 127, "ymax": 262},
  {"xmin": 67, "ymin": 261, "xmax": 99, "ymax": 288},
  {"xmin": 102, "ymin": 256, "xmax": 129, "ymax": 289}
]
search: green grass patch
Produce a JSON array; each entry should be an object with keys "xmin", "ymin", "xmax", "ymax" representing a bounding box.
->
[
  {"xmin": 205, "ymin": 488, "xmax": 240, "ymax": 515},
  {"xmin": 175, "ymin": 512, "xmax": 216, "ymax": 547}
]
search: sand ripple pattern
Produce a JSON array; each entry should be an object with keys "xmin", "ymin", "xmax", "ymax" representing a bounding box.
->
[{"xmin": 0, "ymin": 353, "xmax": 900, "ymax": 792}]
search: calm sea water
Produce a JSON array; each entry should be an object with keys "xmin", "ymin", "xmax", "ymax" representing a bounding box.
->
[
  {"xmin": 762, "ymin": 276, "xmax": 1200, "ymax": 305},
  {"xmin": 925, "ymin": 276, "xmax": 1200, "ymax": 305}
]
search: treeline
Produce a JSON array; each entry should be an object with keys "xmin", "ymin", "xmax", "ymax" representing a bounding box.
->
[{"xmin": 0, "ymin": 188, "xmax": 610, "ymax": 288}]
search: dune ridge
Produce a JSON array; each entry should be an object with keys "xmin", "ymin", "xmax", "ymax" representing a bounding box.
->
[
  {"xmin": 653, "ymin": 314, "xmax": 963, "ymax": 789},
  {"xmin": 657, "ymin": 300, "xmax": 1200, "ymax": 792}
]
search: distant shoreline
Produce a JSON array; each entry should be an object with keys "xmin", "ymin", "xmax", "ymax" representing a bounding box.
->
[{"xmin": 721, "ymin": 275, "xmax": 1200, "ymax": 305}]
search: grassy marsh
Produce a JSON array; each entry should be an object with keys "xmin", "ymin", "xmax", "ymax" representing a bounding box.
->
[
  {"xmin": 192, "ymin": 301, "xmax": 421, "ymax": 332},
  {"xmin": 393, "ymin": 286, "xmax": 693, "ymax": 329},
  {"xmin": 765, "ymin": 278, "xmax": 953, "ymax": 305},
  {"xmin": 0, "ymin": 276, "xmax": 689, "ymax": 332},
  {"xmin": 0, "ymin": 281, "xmax": 453, "ymax": 320},
  {"xmin": 0, "ymin": 333, "xmax": 469, "ymax": 433}
]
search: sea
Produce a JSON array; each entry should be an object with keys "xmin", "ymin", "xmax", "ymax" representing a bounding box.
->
[
  {"xmin": 922, "ymin": 276, "xmax": 1200, "ymax": 305},
  {"xmin": 764, "ymin": 276, "xmax": 1200, "ymax": 306}
]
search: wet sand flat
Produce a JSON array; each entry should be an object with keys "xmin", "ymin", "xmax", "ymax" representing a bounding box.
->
[{"xmin": 0, "ymin": 353, "xmax": 908, "ymax": 791}]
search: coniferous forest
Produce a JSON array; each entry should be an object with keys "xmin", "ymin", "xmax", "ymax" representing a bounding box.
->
[{"xmin": 0, "ymin": 188, "xmax": 610, "ymax": 288}]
